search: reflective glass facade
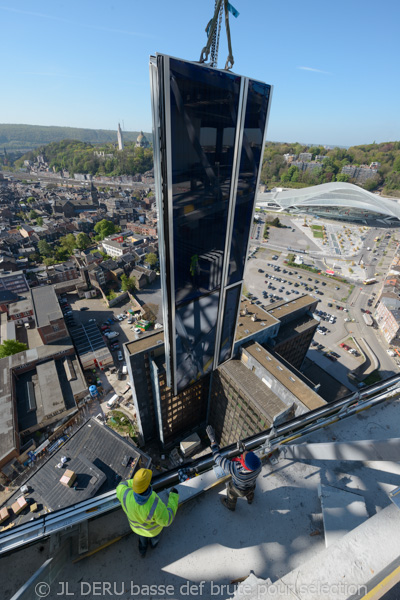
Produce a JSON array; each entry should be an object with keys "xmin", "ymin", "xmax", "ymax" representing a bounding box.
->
[
  {"xmin": 227, "ymin": 79, "xmax": 271, "ymax": 286},
  {"xmin": 151, "ymin": 54, "xmax": 272, "ymax": 394}
]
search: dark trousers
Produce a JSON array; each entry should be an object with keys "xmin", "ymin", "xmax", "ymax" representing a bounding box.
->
[
  {"xmin": 226, "ymin": 481, "xmax": 255, "ymax": 510},
  {"xmin": 138, "ymin": 533, "xmax": 160, "ymax": 555}
]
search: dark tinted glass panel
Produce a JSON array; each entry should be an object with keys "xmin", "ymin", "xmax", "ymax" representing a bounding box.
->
[
  {"xmin": 218, "ymin": 284, "xmax": 241, "ymax": 365},
  {"xmin": 227, "ymin": 80, "xmax": 271, "ymax": 286},
  {"xmin": 169, "ymin": 58, "xmax": 241, "ymax": 306},
  {"xmin": 175, "ymin": 293, "xmax": 219, "ymax": 394}
]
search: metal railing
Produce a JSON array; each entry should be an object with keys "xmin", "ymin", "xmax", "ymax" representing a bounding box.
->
[{"xmin": 1, "ymin": 374, "xmax": 400, "ymax": 556}]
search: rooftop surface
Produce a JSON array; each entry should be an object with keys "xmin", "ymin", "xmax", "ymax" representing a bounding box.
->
[
  {"xmin": 244, "ymin": 342, "xmax": 325, "ymax": 412},
  {"xmin": 235, "ymin": 298, "xmax": 279, "ymax": 341},
  {"xmin": 31, "ymin": 285, "xmax": 62, "ymax": 327},
  {"xmin": 219, "ymin": 357, "xmax": 288, "ymax": 423},
  {"xmin": 7, "ymin": 297, "xmax": 32, "ymax": 317},
  {"xmin": 0, "ymin": 343, "xmax": 81, "ymax": 461},
  {"xmin": 125, "ymin": 330, "xmax": 165, "ymax": 355},
  {"xmin": 68, "ymin": 321, "xmax": 109, "ymax": 356},
  {"xmin": 3, "ymin": 419, "xmax": 150, "ymax": 525},
  {"xmin": 266, "ymin": 294, "xmax": 316, "ymax": 320},
  {"xmin": 273, "ymin": 315, "xmax": 318, "ymax": 344},
  {"xmin": 3, "ymin": 392, "xmax": 400, "ymax": 599}
]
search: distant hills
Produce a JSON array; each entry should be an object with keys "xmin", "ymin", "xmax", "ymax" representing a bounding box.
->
[{"xmin": 0, "ymin": 124, "xmax": 152, "ymax": 153}]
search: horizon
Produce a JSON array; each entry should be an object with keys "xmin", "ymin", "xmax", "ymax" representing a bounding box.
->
[
  {"xmin": 2, "ymin": 122, "xmax": 386, "ymax": 151},
  {"xmin": 0, "ymin": 0, "xmax": 399, "ymax": 147}
]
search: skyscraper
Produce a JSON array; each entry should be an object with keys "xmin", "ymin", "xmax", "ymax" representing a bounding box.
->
[{"xmin": 150, "ymin": 54, "xmax": 272, "ymax": 395}]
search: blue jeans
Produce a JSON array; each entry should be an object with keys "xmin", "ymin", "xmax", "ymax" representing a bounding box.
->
[{"xmin": 138, "ymin": 533, "xmax": 160, "ymax": 555}]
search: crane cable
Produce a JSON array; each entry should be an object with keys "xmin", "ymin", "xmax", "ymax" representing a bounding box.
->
[{"xmin": 199, "ymin": 0, "xmax": 239, "ymax": 70}]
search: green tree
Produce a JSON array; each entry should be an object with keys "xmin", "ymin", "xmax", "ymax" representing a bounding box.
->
[
  {"xmin": 364, "ymin": 177, "xmax": 380, "ymax": 192},
  {"xmin": 28, "ymin": 210, "xmax": 38, "ymax": 221},
  {"xmin": 0, "ymin": 339, "xmax": 28, "ymax": 358},
  {"xmin": 26, "ymin": 196, "xmax": 35, "ymax": 204},
  {"xmin": 38, "ymin": 240, "xmax": 53, "ymax": 257},
  {"xmin": 144, "ymin": 252, "xmax": 158, "ymax": 268},
  {"xmin": 336, "ymin": 173, "xmax": 350, "ymax": 182},
  {"xmin": 393, "ymin": 156, "xmax": 400, "ymax": 173},
  {"xmin": 94, "ymin": 219, "xmax": 119, "ymax": 241},
  {"xmin": 120, "ymin": 274, "xmax": 136, "ymax": 293},
  {"xmin": 59, "ymin": 233, "xmax": 77, "ymax": 255},
  {"xmin": 76, "ymin": 232, "xmax": 91, "ymax": 250},
  {"xmin": 36, "ymin": 216, "xmax": 43, "ymax": 226}
]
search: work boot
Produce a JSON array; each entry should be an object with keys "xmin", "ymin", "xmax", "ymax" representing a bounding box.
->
[
  {"xmin": 138, "ymin": 544, "xmax": 147, "ymax": 558},
  {"xmin": 220, "ymin": 497, "xmax": 235, "ymax": 512}
]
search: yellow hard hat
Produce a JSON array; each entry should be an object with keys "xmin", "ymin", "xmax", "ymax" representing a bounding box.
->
[{"xmin": 132, "ymin": 468, "xmax": 152, "ymax": 493}]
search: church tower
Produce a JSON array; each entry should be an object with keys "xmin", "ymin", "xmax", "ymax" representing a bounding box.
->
[{"xmin": 117, "ymin": 123, "xmax": 124, "ymax": 151}]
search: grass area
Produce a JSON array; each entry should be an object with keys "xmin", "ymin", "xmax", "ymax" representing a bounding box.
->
[
  {"xmin": 108, "ymin": 410, "xmax": 138, "ymax": 441},
  {"xmin": 311, "ymin": 224, "xmax": 323, "ymax": 231},
  {"xmin": 363, "ymin": 370, "xmax": 382, "ymax": 386},
  {"xmin": 341, "ymin": 284, "xmax": 354, "ymax": 303},
  {"xmin": 312, "ymin": 230, "xmax": 324, "ymax": 238}
]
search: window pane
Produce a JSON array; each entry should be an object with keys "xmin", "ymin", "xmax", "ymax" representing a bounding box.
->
[
  {"xmin": 175, "ymin": 292, "xmax": 219, "ymax": 394},
  {"xmin": 227, "ymin": 80, "xmax": 271, "ymax": 285},
  {"xmin": 218, "ymin": 284, "xmax": 241, "ymax": 364},
  {"xmin": 169, "ymin": 58, "xmax": 241, "ymax": 305}
]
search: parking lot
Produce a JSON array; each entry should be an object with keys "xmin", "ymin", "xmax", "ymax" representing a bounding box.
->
[
  {"xmin": 244, "ymin": 249, "xmax": 360, "ymax": 389},
  {"xmin": 59, "ymin": 292, "xmax": 142, "ymax": 368}
]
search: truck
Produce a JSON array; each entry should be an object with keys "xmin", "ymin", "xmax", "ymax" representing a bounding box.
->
[{"xmin": 363, "ymin": 313, "xmax": 373, "ymax": 326}]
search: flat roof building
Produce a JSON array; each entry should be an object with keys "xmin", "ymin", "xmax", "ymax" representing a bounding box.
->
[
  {"xmin": 0, "ymin": 343, "xmax": 86, "ymax": 471},
  {"xmin": 2, "ymin": 418, "xmax": 151, "ymax": 523},
  {"xmin": 31, "ymin": 285, "xmax": 68, "ymax": 345}
]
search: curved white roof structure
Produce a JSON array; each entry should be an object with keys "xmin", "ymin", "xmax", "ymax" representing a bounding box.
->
[{"xmin": 257, "ymin": 182, "xmax": 400, "ymax": 222}]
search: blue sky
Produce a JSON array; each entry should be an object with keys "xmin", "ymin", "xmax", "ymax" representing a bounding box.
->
[{"xmin": 1, "ymin": 0, "xmax": 399, "ymax": 147}]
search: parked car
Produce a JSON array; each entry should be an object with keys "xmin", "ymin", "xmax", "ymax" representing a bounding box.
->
[
  {"xmin": 105, "ymin": 331, "xmax": 119, "ymax": 339},
  {"xmin": 80, "ymin": 306, "xmax": 89, "ymax": 311},
  {"xmin": 117, "ymin": 351, "xmax": 123, "ymax": 361}
]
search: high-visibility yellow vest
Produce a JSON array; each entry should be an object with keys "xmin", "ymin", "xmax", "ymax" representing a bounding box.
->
[{"xmin": 116, "ymin": 480, "xmax": 179, "ymax": 538}]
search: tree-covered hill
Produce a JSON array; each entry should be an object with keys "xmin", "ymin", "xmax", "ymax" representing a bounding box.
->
[
  {"xmin": 260, "ymin": 141, "xmax": 400, "ymax": 197},
  {"xmin": 0, "ymin": 123, "xmax": 152, "ymax": 153},
  {"xmin": 15, "ymin": 139, "xmax": 153, "ymax": 177}
]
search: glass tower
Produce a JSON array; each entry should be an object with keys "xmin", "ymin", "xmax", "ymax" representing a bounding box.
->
[{"xmin": 150, "ymin": 54, "xmax": 272, "ymax": 394}]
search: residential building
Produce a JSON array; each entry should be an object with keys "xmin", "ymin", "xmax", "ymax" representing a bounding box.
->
[
  {"xmin": 101, "ymin": 238, "xmax": 130, "ymax": 258},
  {"xmin": 298, "ymin": 152, "xmax": 312, "ymax": 162},
  {"xmin": 375, "ymin": 297, "xmax": 400, "ymax": 344},
  {"xmin": 0, "ymin": 270, "xmax": 29, "ymax": 295}
]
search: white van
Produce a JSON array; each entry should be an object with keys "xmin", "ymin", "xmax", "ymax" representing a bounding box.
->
[{"xmin": 107, "ymin": 393, "xmax": 119, "ymax": 408}]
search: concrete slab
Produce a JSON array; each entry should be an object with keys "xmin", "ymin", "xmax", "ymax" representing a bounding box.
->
[{"xmin": 318, "ymin": 483, "xmax": 368, "ymax": 547}]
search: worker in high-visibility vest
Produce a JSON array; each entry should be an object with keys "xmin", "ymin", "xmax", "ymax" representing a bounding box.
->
[{"xmin": 116, "ymin": 468, "xmax": 179, "ymax": 557}]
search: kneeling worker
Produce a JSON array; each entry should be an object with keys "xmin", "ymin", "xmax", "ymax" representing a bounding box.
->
[
  {"xmin": 116, "ymin": 468, "xmax": 179, "ymax": 557},
  {"xmin": 206, "ymin": 426, "xmax": 262, "ymax": 511}
]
